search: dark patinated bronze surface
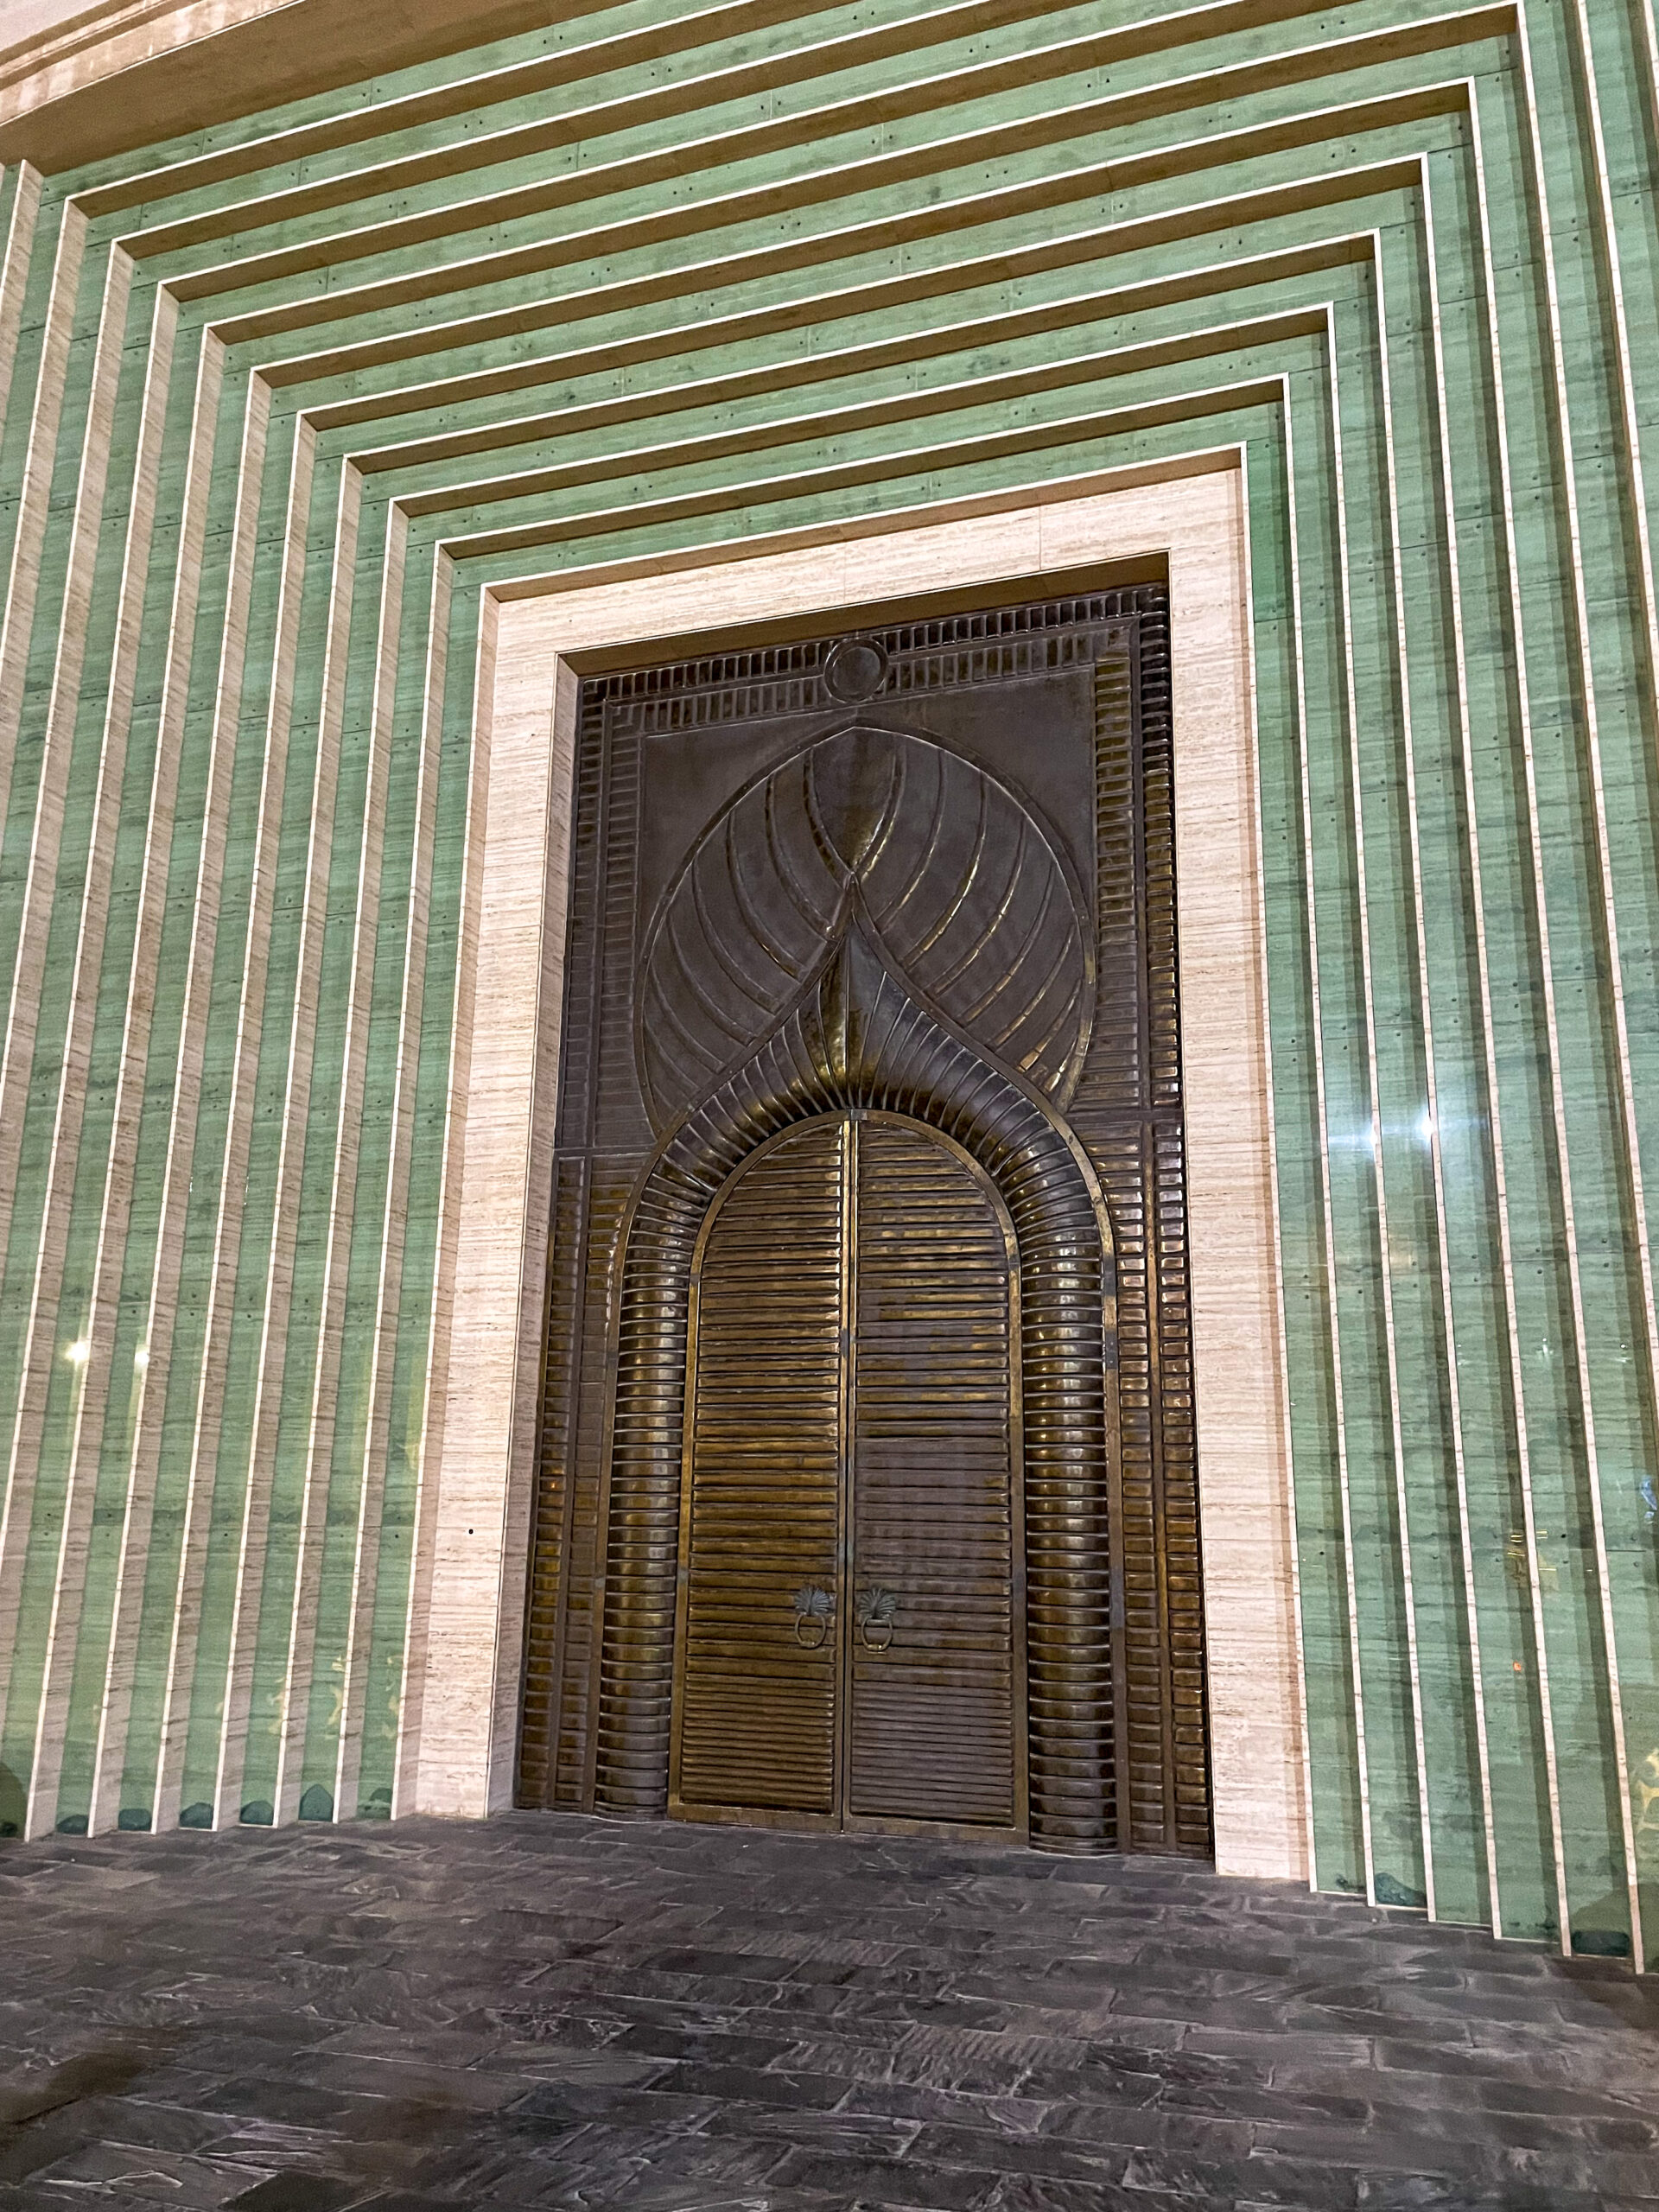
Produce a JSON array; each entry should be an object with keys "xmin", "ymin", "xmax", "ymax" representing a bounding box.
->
[{"xmin": 519, "ymin": 584, "xmax": 1208, "ymax": 1857}]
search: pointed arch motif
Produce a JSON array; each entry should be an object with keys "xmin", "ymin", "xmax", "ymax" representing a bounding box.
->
[{"xmin": 594, "ymin": 926, "xmax": 1122, "ymax": 1850}]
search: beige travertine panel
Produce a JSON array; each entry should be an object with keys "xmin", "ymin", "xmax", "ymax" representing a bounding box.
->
[
  {"xmin": 0, "ymin": 0, "xmax": 299, "ymax": 95},
  {"xmin": 423, "ymin": 465, "xmax": 1310, "ymax": 1883},
  {"xmin": 417, "ymin": 621, "xmax": 572, "ymax": 1820},
  {"xmin": 0, "ymin": 0, "xmax": 547, "ymax": 162}
]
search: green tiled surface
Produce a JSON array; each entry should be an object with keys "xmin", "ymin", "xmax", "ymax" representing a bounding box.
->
[{"xmin": 0, "ymin": 0, "xmax": 1654, "ymax": 1968}]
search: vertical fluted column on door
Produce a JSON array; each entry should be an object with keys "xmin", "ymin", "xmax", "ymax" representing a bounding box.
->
[
  {"xmin": 592, "ymin": 1173, "xmax": 709, "ymax": 1815},
  {"xmin": 1000, "ymin": 1147, "xmax": 1118, "ymax": 1851}
]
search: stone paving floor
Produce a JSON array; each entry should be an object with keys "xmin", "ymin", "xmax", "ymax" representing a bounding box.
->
[{"xmin": 1, "ymin": 1813, "xmax": 1656, "ymax": 2211}]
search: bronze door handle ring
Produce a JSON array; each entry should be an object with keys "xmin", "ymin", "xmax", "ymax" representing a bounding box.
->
[
  {"xmin": 792, "ymin": 1585, "xmax": 833, "ymax": 1649},
  {"xmin": 855, "ymin": 1586, "xmax": 898, "ymax": 1651}
]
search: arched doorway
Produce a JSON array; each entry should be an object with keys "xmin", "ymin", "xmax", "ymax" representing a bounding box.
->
[
  {"xmin": 672, "ymin": 1112, "xmax": 1026, "ymax": 1835},
  {"xmin": 519, "ymin": 585, "xmax": 1211, "ymax": 1865},
  {"xmin": 592, "ymin": 925, "xmax": 1117, "ymax": 1849}
]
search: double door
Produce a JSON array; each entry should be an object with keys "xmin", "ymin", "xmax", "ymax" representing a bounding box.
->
[{"xmin": 670, "ymin": 1113, "xmax": 1026, "ymax": 1834}]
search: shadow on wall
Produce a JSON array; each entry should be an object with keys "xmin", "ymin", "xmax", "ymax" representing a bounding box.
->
[{"xmin": 0, "ymin": 1761, "xmax": 22, "ymax": 1838}]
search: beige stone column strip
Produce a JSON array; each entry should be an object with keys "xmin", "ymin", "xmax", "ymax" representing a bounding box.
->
[
  {"xmin": 1282, "ymin": 391, "xmax": 1375, "ymax": 1900},
  {"xmin": 1512, "ymin": 14, "xmax": 1645, "ymax": 1969},
  {"xmin": 1563, "ymin": 1, "xmax": 1659, "ymax": 754},
  {"xmin": 1560, "ymin": 1, "xmax": 1659, "ymax": 1951},
  {"xmin": 1459, "ymin": 88, "xmax": 1570, "ymax": 1944},
  {"xmin": 334, "ymin": 525, "xmax": 444, "ymax": 1827},
  {"xmin": 1637, "ymin": 0, "xmax": 1659, "ymax": 240},
  {"xmin": 0, "ymin": 198, "xmax": 86, "ymax": 1309},
  {"xmin": 87, "ymin": 357, "xmax": 262, "ymax": 1831},
  {"xmin": 272, "ymin": 492, "xmax": 404, "ymax": 1827},
  {"xmin": 0, "ymin": 168, "xmax": 43, "ymax": 457},
  {"xmin": 1178, "ymin": 461, "xmax": 1309, "ymax": 1878},
  {"xmin": 1390, "ymin": 164, "xmax": 1497, "ymax": 1935},
  {"xmin": 1239, "ymin": 452, "xmax": 1319, "ymax": 1885},
  {"xmin": 0, "ymin": 198, "xmax": 82, "ymax": 842},
  {"xmin": 207, "ymin": 448, "xmax": 356, "ymax": 1827},
  {"xmin": 481, "ymin": 652, "xmax": 576, "ymax": 1813},
  {"xmin": 0, "ymin": 240, "xmax": 132, "ymax": 1756},
  {"xmin": 22, "ymin": 281, "xmax": 177, "ymax": 1834},
  {"xmin": 1330, "ymin": 310, "xmax": 1439, "ymax": 1915},
  {"xmin": 412, "ymin": 593, "xmax": 569, "ymax": 1818},
  {"xmin": 393, "ymin": 556, "xmax": 480, "ymax": 1816}
]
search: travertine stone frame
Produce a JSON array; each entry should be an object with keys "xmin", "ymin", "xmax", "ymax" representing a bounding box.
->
[
  {"xmin": 0, "ymin": 0, "xmax": 525, "ymax": 159},
  {"xmin": 418, "ymin": 460, "xmax": 1310, "ymax": 1886}
]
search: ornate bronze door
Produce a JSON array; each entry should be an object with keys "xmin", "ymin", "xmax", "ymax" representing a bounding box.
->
[
  {"xmin": 520, "ymin": 582, "xmax": 1210, "ymax": 1860},
  {"xmin": 671, "ymin": 1115, "xmax": 1022, "ymax": 1833}
]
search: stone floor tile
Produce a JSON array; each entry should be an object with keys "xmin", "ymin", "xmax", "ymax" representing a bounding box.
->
[
  {"xmin": 766, "ymin": 2149, "xmax": 990, "ymax": 2209},
  {"xmin": 697, "ymin": 2101, "xmax": 920, "ymax": 2155},
  {"xmin": 2, "ymin": 1813, "xmax": 1656, "ymax": 2210},
  {"xmin": 905, "ymin": 2123, "xmax": 1130, "ymax": 2185},
  {"xmin": 834, "ymin": 2082, "xmax": 1053, "ymax": 2135},
  {"xmin": 528, "ymin": 2124, "xmax": 787, "ymax": 2208},
  {"xmin": 218, "ymin": 2173, "xmax": 367, "ymax": 2211},
  {"xmin": 665, "ymin": 2062, "xmax": 854, "ymax": 2109},
  {"xmin": 1039, "ymin": 2101, "xmax": 1256, "ymax": 2159},
  {"xmin": 22, "ymin": 2141, "xmax": 263, "ymax": 2208}
]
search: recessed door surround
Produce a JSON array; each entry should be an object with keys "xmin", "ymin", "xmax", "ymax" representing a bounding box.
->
[{"xmin": 521, "ymin": 584, "xmax": 1210, "ymax": 1857}]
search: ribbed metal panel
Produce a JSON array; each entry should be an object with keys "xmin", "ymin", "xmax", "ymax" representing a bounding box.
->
[
  {"xmin": 675, "ymin": 1120, "xmax": 845, "ymax": 1817},
  {"xmin": 848, "ymin": 1122, "xmax": 1019, "ymax": 1829}
]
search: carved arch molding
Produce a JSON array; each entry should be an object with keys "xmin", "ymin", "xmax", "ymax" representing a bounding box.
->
[{"xmin": 522, "ymin": 585, "xmax": 1211, "ymax": 1857}]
